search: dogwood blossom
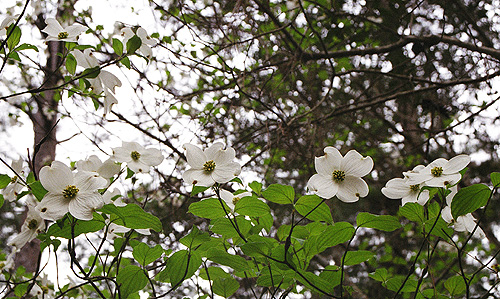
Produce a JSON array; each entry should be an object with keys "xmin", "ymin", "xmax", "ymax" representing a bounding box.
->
[
  {"xmin": 73, "ymin": 48, "xmax": 122, "ymax": 115},
  {"xmin": 219, "ymin": 189, "xmax": 253, "ymax": 211},
  {"xmin": 381, "ymin": 165, "xmax": 430, "ymax": 206},
  {"xmin": 42, "ymin": 18, "xmax": 86, "ymax": 42},
  {"xmin": 112, "ymin": 141, "xmax": 164, "ymax": 173},
  {"xmin": 182, "ymin": 143, "xmax": 242, "ymax": 187},
  {"xmin": 405, "ymin": 155, "xmax": 471, "ymax": 187},
  {"xmin": 76, "ymin": 155, "xmax": 120, "ymax": 183},
  {"xmin": 441, "ymin": 186, "xmax": 485, "ymax": 238},
  {"xmin": 121, "ymin": 27, "xmax": 157, "ymax": 58},
  {"xmin": 0, "ymin": 15, "xmax": 16, "ymax": 36},
  {"xmin": 8, "ymin": 197, "xmax": 45, "ymax": 250},
  {"xmin": 307, "ymin": 147, "xmax": 373, "ymax": 202},
  {"xmin": 36, "ymin": 161, "xmax": 107, "ymax": 221},
  {"xmin": 2, "ymin": 157, "xmax": 26, "ymax": 202}
]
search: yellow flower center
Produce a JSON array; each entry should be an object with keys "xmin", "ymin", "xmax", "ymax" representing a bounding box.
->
[
  {"xmin": 410, "ymin": 185, "xmax": 420, "ymax": 192},
  {"xmin": 10, "ymin": 175, "xmax": 17, "ymax": 184},
  {"xmin": 203, "ymin": 160, "xmax": 216, "ymax": 173},
  {"xmin": 431, "ymin": 166, "xmax": 443, "ymax": 177},
  {"xmin": 28, "ymin": 219, "xmax": 38, "ymax": 230},
  {"xmin": 63, "ymin": 185, "xmax": 79, "ymax": 199},
  {"xmin": 131, "ymin": 151, "xmax": 141, "ymax": 161},
  {"xmin": 332, "ymin": 170, "xmax": 345, "ymax": 182},
  {"xmin": 232, "ymin": 197, "xmax": 240, "ymax": 206},
  {"xmin": 58, "ymin": 31, "xmax": 69, "ymax": 39}
]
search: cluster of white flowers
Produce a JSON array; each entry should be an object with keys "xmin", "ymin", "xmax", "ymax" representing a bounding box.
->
[
  {"xmin": 381, "ymin": 155, "xmax": 483, "ymax": 237},
  {"xmin": 38, "ymin": 18, "xmax": 157, "ymax": 116},
  {"xmin": 6, "ymin": 141, "xmax": 163, "ymax": 250}
]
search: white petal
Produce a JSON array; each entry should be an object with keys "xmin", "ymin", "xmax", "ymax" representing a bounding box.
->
[
  {"xmin": 212, "ymin": 162, "xmax": 241, "ymax": 183},
  {"xmin": 128, "ymin": 160, "xmax": 150, "ymax": 173},
  {"xmin": 205, "ymin": 143, "xmax": 225, "ymax": 160},
  {"xmin": 66, "ymin": 23, "xmax": 86, "ymax": 36},
  {"xmin": 9, "ymin": 229, "xmax": 37, "ymax": 249},
  {"xmin": 336, "ymin": 176, "xmax": 369, "ymax": 203},
  {"xmin": 425, "ymin": 173, "xmax": 461, "ymax": 187},
  {"xmin": 103, "ymin": 89, "xmax": 118, "ymax": 116},
  {"xmin": 415, "ymin": 189, "xmax": 430, "ymax": 205},
  {"xmin": 212, "ymin": 147, "xmax": 236, "ymax": 165},
  {"xmin": 37, "ymin": 193, "xmax": 70, "ymax": 221},
  {"xmin": 77, "ymin": 155, "xmax": 102, "ymax": 172},
  {"xmin": 69, "ymin": 192, "xmax": 104, "ymax": 220},
  {"xmin": 39, "ymin": 161, "xmax": 74, "ymax": 193},
  {"xmin": 98, "ymin": 159, "xmax": 121, "ymax": 179},
  {"xmin": 183, "ymin": 169, "xmax": 214, "ymax": 186},
  {"xmin": 140, "ymin": 148, "xmax": 164, "ymax": 166},
  {"xmin": 100, "ymin": 70, "xmax": 122, "ymax": 92},
  {"xmin": 219, "ymin": 189, "xmax": 235, "ymax": 210},
  {"xmin": 342, "ymin": 150, "xmax": 373, "ymax": 177},
  {"xmin": 381, "ymin": 178, "xmax": 410, "ymax": 199},
  {"xmin": 307, "ymin": 174, "xmax": 338, "ymax": 199},
  {"xmin": 441, "ymin": 206, "xmax": 453, "ymax": 223},
  {"xmin": 183, "ymin": 143, "xmax": 207, "ymax": 168},
  {"xmin": 139, "ymin": 44, "xmax": 153, "ymax": 58},
  {"xmin": 314, "ymin": 155, "xmax": 335, "ymax": 177},
  {"xmin": 322, "ymin": 147, "xmax": 342, "ymax": 169},
  {"xmin": 42, "ymin": 18, "xmax": 64, "ymax": 36},
  {"xmin": 443, "ymin": 155, "xmax": 471, "ymax": 174},
  {"xmin": 75, "ymin": 171, "xmax": 108, "ymax": 191}
]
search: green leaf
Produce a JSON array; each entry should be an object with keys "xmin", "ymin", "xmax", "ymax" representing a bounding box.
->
[
  {"xmin": 100, "ymin": 203, "xmax": 162, "ymax": 232},
  {"xmin": 157, "ymin": 250, "xmax": 201, "ymax": 286},
  {"xmin": 262, "ymin": 184, "xmax": 295, "ymax": 204},
  {"xmin": 399, "ymin": 203, "xmax": 425, "ymax": 224},
  {"xmin": 112, "ymin": 38, "xmax": 124, "ymax": 56},
  {"xmin": 444, "ymin": 275, "xmax": 466, "ymax": 296},
  {"xmin": 66, "ymin": 53, "xmax": 77, "ymax": 75},
  {"xmin": 189, "ymin": 198, "xmax": 227, "ymax": 219},
  {"xmin": 234, "ymin": 196, "xmax": 270, "ymax": 217},
  {"xmin": 191, "ymin": 185, "xmax": 209, "ymax": 196},
  {"xmin": 29, "ymin": 181, "xmax": 48, "ymax": 201},
  {"xmin": 294, "ymin": 195, "xmax": 333, "ymax": 224},
  {"xmin": 81, "ymin": 66, "xmax": 101, "ymax": 79},
  {"xmin": 296, "ymin": 269, "xmax": 334, "ymax": 294},
  {"xmin": 344, "ymin": 250, "xmax": 374, "ymax": 266},
  {"xmin": 369, "ymin": 268, "xmax": 389, "ymax": 282},
  {"xmin": 424, "ymin": 216, "xmax": 453, "ymax": 239},
  {"xmin": 248, "ymin": 181, "xmax": 262, "ymax": 195},
  {"xmin": 46, "ymin": 214, "xmax": 105, "ymax": 239},
  {"xmin": 125, "ymin": 167, "xmax": 134, "ymax": 179},
  {"xmin": 132, "ymin": 243, "xmax": 163, "ymax": 266},
  {"xmin": 491, "ymin": 172, "xmax": 500, "ymax": 187},
  {"xmin": 180, "ymin": 226, "xmax": 211, "ymax": 249},
  {"xmin": 7, "ymin": 25, "xmax": 21, "ymax": 50},
  {"xmin": 126, "ymin": 35, "xmax": 142, "ymax": 54},
  {"xmin": 210, "ymin": 216, "xmax": 252, "ymax": 239},
  {"xmin": 117, "ymin": 265, "xmax": 148, "ymax": 299},
  {"xmin": 0, "ymin": 174, "xmax": 10, "ymax": 189},
  {"xmin": 199, "ymin": 267, "xmax": 231, "ymax": 280},
  {"xmin": 0, "ymin": 194, "xmax": 4, "ymax": 208},
  {"xmin": 308, "ymin": 222, "xmax": 354, "ymax": 254},
  {"xmin": 121, "ymin": 56, "xmax": 131, "ymax": 69},
  {"xmin": 14, "ymin": 43, "xmax": 38, "ymax": 52},
  {"xmin": 206, "ymin": 248, "xmax": 248, "ymax": 271},
  {"xmin": 212, "ymin": 277, "xmax": 240, "ymax": 298},
  {"xmin": 451, "ymin": 184, "xmax": 491, "ymax": 219},
  {"xmin": 356, "ymin": 212, "xmax": 401, "ymax": 231}
]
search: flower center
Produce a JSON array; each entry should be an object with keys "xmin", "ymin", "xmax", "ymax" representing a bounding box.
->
[
  {"xmin": 232, "ymin": 197, "xmax": 240, "ymax": 206},
  {"xmin": 58, "ymin": 31, "xmax": 69, "ymax": 39},
  {"xmin": 131, "ymin": 151, "xmax": 141, "ymax": 161},
  {"xmin": 203, "ymin": 160, "xmax": 216, "ymax": 173},
  {"xmin": 10, "ymin": 175, "xmax": 17, "ymax": 184},
  {"xmin": 431, "ymin": 166, "xmax": 443, "ymax": 177},
  {"xmin": 410, "ymin": 185, "xmax": 420, "ymax": 192},
  {"xmin": 332, "ymin": 170, "xmax": 345, "ymax": 182},
  {"xmin": 28, "ymin": 219, "xmax": 38, "ymax": 230},
  {"xmin": 63, "ymin": 185, "xmax": 79, "ymax": 199}
]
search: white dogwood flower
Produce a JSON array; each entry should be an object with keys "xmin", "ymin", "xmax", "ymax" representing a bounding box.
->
[
  {"xmin": 76, "ymin": 155, "xmax": 120, "ymax": 183},
  {"xmin": 2, "ymin": 157, "xmax": 26, "ymax": 202},
  {"xmin": 8, "ymin": 197, "xmax": 45, "ymax": 250},
  {"xmin": 0, "ymin": 15, "xmax": 17, "ymax": 36},
  {"xmin": 112, "ymin": 141, "xmax": 164, "ymax": 173},
  {"xmin": 219, "ymin": 189, "xmax": 253, "ymax": 211},
  {"xmin": 307, "ymin": 147, "xmax": 373, "ymax": 202},
  {"xmin": 42, "ymin": 18, "xmax": 86, "ymax": 42},
  {"xmin": 405, "ymin": 155, "xmax": 471, "ymax": 187},
  {"xmin": 73, "ymin": 48, "xmax": 122, "ymax": 115},
  {"xmin": 121, "ymin": 27, "xmax": 157, "ymax": 58},
  {"xmin": 36, "ymin": 161, "xmax": 107, "ymax": 221},
  {"xmin": 381, "ymin": 165, "xmax": 430, "ymax": 206},
  {"xmin": 182, "ymin": 143, "xmax": 242, "ymax": 187}
]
